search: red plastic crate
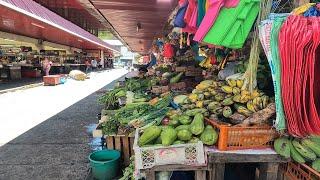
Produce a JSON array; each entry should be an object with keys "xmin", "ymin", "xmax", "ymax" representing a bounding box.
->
[
  {"xmin": 282, "ymin": 162, "xmax": 320, "ymax": 180},
  {"xmin": 43, "ymin": 75, "xmax": 60, "ymax": 86}
]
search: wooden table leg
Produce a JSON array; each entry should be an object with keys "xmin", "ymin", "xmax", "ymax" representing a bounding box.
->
[
  {"xmin": 211, "ymin": 163, "xmax": 225, "ymax": 180},
  {"xmin": 259, "ymin": 162, "xmax": 279, "ymax": 180},
  {"xmin": 195, "ymin": 170, "xmax": 206, "ymax": 180},
  {"xmin": 145, "ymin": 169, "xmax": 155, "ymax": 180}
]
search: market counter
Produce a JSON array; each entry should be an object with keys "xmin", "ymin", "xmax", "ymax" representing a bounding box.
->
[
  {"xmin": 141, "ymin": 148, "xmax": 289, "ymax": 180},
  {"xmin": 207, "ymin": 148, "xmax": 289, "ymax": 180},
  {"xmin": 0, "ymin": 65, "xmax": 21, "ymax": 80}
]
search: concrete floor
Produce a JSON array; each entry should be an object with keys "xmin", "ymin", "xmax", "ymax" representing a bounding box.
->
[{"xmin": 0, "ymin": 70, "xmax": 128, "ymax": 180}]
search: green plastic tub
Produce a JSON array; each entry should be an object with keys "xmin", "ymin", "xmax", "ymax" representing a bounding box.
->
[{"xmin": 89, "ymin": 150, "xmax": 120, "ymax": 180}]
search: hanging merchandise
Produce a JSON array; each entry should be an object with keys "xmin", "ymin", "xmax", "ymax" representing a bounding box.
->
[
  {"xmin": 182, "ymin": 0, "xmax": 198, "ymax": 33},
  {"xmin": 202, "ymin": 0, "xmax": 260, "ymax": 49},
  {"xmin": 163, "ymin": 43, "xmax": 175, "ymax": 59},
  {"xmin": 174, "ymin": 0, "xmax": 189, "ymax": 28},
  {"xmin": 193, "ymin": 0, "xmax": 240, "ymax": 42},
  {"xmin": 292, "ymin": 3, "xmax": 316, "ymax": 15},
  {"xmin": 258, "ymin": 13, "xmax": 289, "ymax": 131},
  {"xmin": 279, "ymin": 15, "xmax": 320, "ymax": 137},
  {"xmin": 303, "ymin": 5, "xmax": 320, "ymax": 17},
  {"xmin": 197, "ymin": 0, "xmax": 206, "ymax": 27}
]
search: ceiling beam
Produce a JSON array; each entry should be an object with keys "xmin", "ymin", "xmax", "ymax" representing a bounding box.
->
[{"xmin": 94, "ymin": 5, "xmax": 170, "ymax": 11}]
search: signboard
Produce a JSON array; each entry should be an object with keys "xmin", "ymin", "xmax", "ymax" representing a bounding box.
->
[{"xmin": 98, "ymin": 31, "xmax": 114, "ymax": 40}]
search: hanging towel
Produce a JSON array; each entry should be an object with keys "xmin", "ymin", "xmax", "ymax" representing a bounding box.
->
[{"xmin": 270, "ymin": 14, "xmax": 289, "ymax": 131}]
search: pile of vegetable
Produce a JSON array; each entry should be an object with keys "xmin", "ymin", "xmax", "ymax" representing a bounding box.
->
[
  {"xmin": 274, "ymin": 136, "xmax": 320, "ymax": 172},
  {"xmin": 138, "ymin": 112, "xmax": 218, "ymax": 147},
  {"xmin": 102, "ymin": 94, "xmax": 173, "ymax": 135},
  {"xmin": 99, "ymin": 77, "xmax": 157, "ymax": 109},
  {"xmin": 174, "ymin": 79, "xmax": 275, "ymax": 126},
  {"xmin": 119, "ymin": 156, "xmax": 135, "ymax": 180}
]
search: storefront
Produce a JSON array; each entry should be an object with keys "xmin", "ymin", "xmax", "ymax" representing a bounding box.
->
[{"xmin": 0, "ymin": 0, "xmax": 119, "ymax": 82}]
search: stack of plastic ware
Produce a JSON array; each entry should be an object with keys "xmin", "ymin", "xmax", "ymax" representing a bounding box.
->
[
  {"xmin": 200, "ymin": 0, "xmax": 260, "ymax": 49},
  {"xmin": 279, "ymin": 11, "xmax": 320, "ymax": 137},
  {"xmin": 259, "ymin": 13, "xmax": 289, "ymax": 131}
]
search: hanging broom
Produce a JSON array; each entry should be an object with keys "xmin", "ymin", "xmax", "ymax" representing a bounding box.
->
[{"xmin": 242, "ymin": 0, "xmax": 273, "ymax": 93}]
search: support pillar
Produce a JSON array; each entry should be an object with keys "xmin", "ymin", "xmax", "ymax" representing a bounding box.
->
[{"xmin": 100, "ymin": 50, "xmax": 105, "ymax": 68}]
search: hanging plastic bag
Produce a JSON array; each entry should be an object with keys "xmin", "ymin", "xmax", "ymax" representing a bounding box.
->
[{"xmin": 174, "ymin": 1, "xmax": 189, "ymax": 28}]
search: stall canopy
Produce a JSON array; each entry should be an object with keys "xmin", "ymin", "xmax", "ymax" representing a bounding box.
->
[
  {"xmin": 0, "ymin": 0, "xmax": 119, "ymax": 52},
  {"xmin": 91, "ymin": 0, "xmax": 178, "ymax": 53}
]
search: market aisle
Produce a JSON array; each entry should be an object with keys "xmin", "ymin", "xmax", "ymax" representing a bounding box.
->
[
  {"xmin": 0, "ymin": 68, "xmax": 127, "ymax": 146},
  {"xmin": 0, "ymin": 69, "xmax": 128, "ymax": 179}
]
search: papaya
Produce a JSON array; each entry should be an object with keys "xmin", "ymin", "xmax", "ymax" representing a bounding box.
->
[
  {"xmin": 200, "ymin": 125, "xmax": 218, "ymax": 145},
  {"xmin": 138, "ymin": 126, "xmax": 162, "ymax": 146},
  {"xmin": 312, "ymin": 159, "xmax": 320, "ymax": 172},
  {"xmin": 170, "ymin": 72, "xmax": 184, "ymax": 84},
  {"xmin": 177, "ymin": 129, "xmax": 192, "ymax": 141},
  {"xmin": 173, "ymin": 140, "xmax": 185, "ymax": 145},
  {"xmin": 185, "ymin": 108, "xmax": 207, "ymax": 116},
  {"xmin": 161, "ymin": 126, "xmax": 177, "ymax": 146},
  {"xmin": 190, "ymin": 113, "xmax": 205, "ymax": 135},
  {"xmin": 175, "ymin": 125, "xmax": 190, "ymax": 132},
  {"xmin": 178, "ymin": 115, "xmax": 192, "ymax": 125},
  {"xmin": 188, "ymin": 137, "xmax": 200, "ymax": 143},
  {"xmin": 168, "ymin": 118, "xmax": 179, "ymax": 127}
]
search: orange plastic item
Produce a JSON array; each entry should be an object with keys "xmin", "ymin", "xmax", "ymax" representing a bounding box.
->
[
  {"xmin": 206, "ymin": 118, "xmax": 277, "ymax": 151},
  {"xmin": 43, "ymin": 75, "xmax": 60, "ymax": 86},
  {"xmin": 282, "ymin": 162, "xmax": 320, "ymax": 180}
]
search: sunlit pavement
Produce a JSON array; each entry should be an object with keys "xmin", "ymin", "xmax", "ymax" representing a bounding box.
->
[{"xmin": 0, "ymin": 68, "xmax": 128, "ymax": 146}]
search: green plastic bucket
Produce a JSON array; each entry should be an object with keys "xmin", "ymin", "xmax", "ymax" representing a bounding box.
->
[{"xmin": 89, "ymin": 150, "xmax": 120, "ymax": 180}]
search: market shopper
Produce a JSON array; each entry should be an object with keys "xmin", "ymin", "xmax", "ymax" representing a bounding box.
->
[
  {"xmin": 85, "ymin": 59, "xmax": 91, "ymax": 73},
  {"xmin": 91, "ymin": 59, "xmax": 98, "ymax": 71},
  {"xmin": 42, "ymin": 58, "xmax": 52, "ymax": 76}
]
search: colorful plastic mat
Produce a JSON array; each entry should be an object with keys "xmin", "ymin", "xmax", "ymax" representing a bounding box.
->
[{"xmin": 259, "ymin": 13, "xmax": 289, "ymax": 131}]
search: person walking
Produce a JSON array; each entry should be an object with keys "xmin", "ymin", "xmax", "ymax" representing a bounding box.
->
[
  {"xmin": 91, "ymin": 59, "xmax": 98, "ymax": 71},
  {"xmin": 42, "ymin": 57, "xmax": 52, "ymax": 76},
  {"xmin": 85, "ymin": 59, "xmax": 91, "ymax": 73}
]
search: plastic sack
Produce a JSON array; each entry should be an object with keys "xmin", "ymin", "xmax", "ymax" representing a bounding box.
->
[{"xmin": 69, "ymin": 70, "xmax": 86, "ymax": 81}]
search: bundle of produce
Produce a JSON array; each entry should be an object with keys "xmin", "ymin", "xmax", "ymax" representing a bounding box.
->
[
  {"xmin": 119, "ymin": 156, "xmax": 135, "ymax": 180},
  {"xmin": 98, "ymin": 88, "xmax": 126, "ymax": 109},
  {"xmin": 176, "ymin": 79, "xmax": 275, "ymax": 126},
  {"xmin": 274, "ymin": 136, "xmax": 320, "ymax": 172},
  {"xmin": 99, "ymin": 77, "xmax": 156, "ymax": 109},
  {"xmin": 101, "ymin": 94, "xmax": 173, "ymax": 135},
  {"xmin": 138, "ymin": 112, "xmax": 218, "ymax": 147},
  {"xmin": 69, "ymin": 70, "xmax": 86, "ymax": 81}
]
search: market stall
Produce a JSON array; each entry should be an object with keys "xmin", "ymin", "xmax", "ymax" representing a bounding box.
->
[{"xmin": 89, "ymin": 0, "xmax": 320, "ymax": 180}]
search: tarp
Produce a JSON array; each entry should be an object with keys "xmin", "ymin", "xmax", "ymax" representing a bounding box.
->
[{"xmin": 0, "ymin": 0, "xmax": 118, "ymax": 52}]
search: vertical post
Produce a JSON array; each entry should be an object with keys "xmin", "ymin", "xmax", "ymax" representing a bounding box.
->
[
  {"xmin": 294, "ymin": 0, "xmax": 310, "ymax": 6},
  {"xmin": 100, "ymin": 50, "xmax": 105, "ymax": 68}
]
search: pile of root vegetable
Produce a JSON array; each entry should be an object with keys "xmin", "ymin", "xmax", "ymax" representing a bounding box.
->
[{"xmin": 175, "ymin": 79, "xmax": 276, "ymax": 127}]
